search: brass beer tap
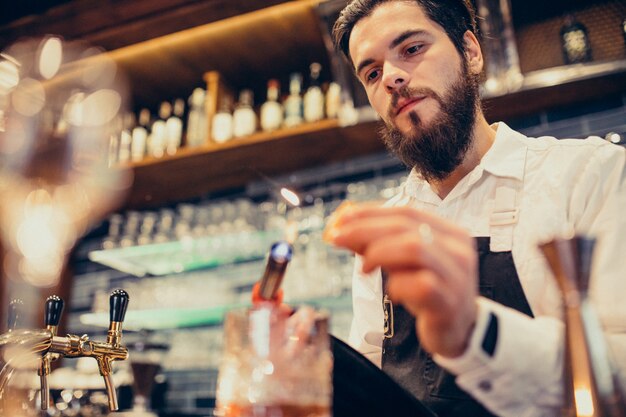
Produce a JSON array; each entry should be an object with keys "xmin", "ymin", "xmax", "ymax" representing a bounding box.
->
[
  {"xmin": 0, "ymin": 289, "xmax": 130, "ymax": 413},
  {"xmin": 48, "ymin": 289, "xmax": 130, "ymax": 411},
  {"xmin": 39, "ymin": 295, "xmax": 64, "ymax": 410},
  {"xmin": 540, "ymin": 236, "xmax": 626, "ymax": 417}
]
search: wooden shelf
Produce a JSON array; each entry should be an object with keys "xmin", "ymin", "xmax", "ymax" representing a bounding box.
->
[
  {"xmin": 122, "ymin": 118, "xmax": 384, "ymax": 208},
  {"xmin": 106, "ymin": 0, "xmax": 330, "ymax": 111}
]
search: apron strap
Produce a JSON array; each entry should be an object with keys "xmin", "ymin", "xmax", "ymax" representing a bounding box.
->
[{"xmin": 489, "ymin": 177, "xmax": 522, "ymax": 252}]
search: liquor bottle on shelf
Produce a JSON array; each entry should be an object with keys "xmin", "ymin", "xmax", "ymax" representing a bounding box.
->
[
  {"xmin": 260, "ymin": 79, "xmax": 283, "ymax": 132},
  {"xmin": 186, "ymin": 88, "xmax": 208, "ymax": 147},
  {"xmin": 283, "ymin": 72, "xmax": 303, "ymax": 128},
  {"xmin": 117, "ymin": 113, "xmax": 134, "ymax": 164},
  {"xmin": 149, "ymin": 103, "xmax": 169, "ymax": 158},
  {"xmin": 108, "ymin": 116, "xmax": 122, "ymax": 167},
  {"xmin": 325, "ymin": 81, "xmax": 342, "ymax": 120},
  {"xmin": 560, "ymin": 14, "xmax": 592, "ymax": 65},
  {"xmin": 212, "ymin": 96, "xmax": 234, "ymax": 144},
  {"xmin": 304, "ymin": 62, "xmax": 324, "ymax": 123},
  {"xmin": 166, "ymin": 98, "xmax": 184, "ymax": 155},
  {"xmin": 131, "ymin": 109, "xmax": 150, "ymax": 162},
  {"xmin": 233, "ymin": 89, "xmax": 257, "ymax": 138}
]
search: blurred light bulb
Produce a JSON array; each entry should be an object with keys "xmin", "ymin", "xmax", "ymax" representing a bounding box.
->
[
  {"xmin": 606, "ymin": 132, "xmax": 621, "ymax": 144},
  {"xmin": 38, "ymin": 37, "xmax": 63, "ymax": 80},
  {"xmin": 0, "ymin": 56, "xmax": 20, "ymax": 94},
  {"xmin": 280, "ymin": 187, "xmax": 300, "ymax": 207}
]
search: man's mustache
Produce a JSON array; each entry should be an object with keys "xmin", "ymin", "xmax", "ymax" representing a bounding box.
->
[{"xmin": 388, "ymin": 86, "xmax": 440, "ymax": 119}]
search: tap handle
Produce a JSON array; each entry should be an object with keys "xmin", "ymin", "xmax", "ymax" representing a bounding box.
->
[
  {"xmin": 109, "ymin": 289, "xmax": 129, "ymax": 323},
  {"xmin": 44, "ymin": 295, "xmax": 65, "ymax": 327},
  {"xmin": 7, "ymin": 298, "xmax": 24, "ymax": 330}
]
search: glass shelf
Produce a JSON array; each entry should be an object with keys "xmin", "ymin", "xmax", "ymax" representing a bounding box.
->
[
  {"xmin": 88, "ymin": 229, "xmax": 284, "ymax": 277},
  {"xmin": 79, "ymin": 294, "xmax": 352, "ymax": 330}
]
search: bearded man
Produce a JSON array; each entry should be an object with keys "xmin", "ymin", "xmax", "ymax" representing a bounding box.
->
[{"xmin": 327, "ymin": 1, "xmax": 626, "ymax": 416}]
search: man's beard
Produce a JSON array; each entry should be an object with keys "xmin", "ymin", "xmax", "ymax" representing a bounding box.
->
[{"xmin": 380, "ymin": 62, "xmax": 480, "ymax": 182}]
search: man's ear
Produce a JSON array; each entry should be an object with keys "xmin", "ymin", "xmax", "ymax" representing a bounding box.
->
[{"xmin": 463, "ymin": 31, "xmax": 483, "ymax": 75}]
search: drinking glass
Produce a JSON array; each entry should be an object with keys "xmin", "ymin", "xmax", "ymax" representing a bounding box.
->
[
  {"xmin": 128, "ymin": 339, "xmax": 168, "ymax": 417},
  {"xmin": 0, "ymin": 37, "xmax": 130, "ymax": 297},
  {"xmin": 214, "ymin": 306, "xmax": 332, "ymax": 417}
]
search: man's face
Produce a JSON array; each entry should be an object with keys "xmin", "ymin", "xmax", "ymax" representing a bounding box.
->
[{"xmin": 348, "ymin": 1, "xmax": 480, "ymax": 180}]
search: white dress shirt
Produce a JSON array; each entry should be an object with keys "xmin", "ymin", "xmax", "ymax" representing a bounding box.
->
[{"xmin": 348, "ymin": 122, "xmax": 626, "ymax": 417}]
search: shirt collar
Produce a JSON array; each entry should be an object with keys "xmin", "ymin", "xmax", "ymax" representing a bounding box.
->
[{"xmin": 479, "ymin": 122, "xmax": 527, "ymax": 181}]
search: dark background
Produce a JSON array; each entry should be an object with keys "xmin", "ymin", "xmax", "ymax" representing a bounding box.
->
[{"xmin": 0, "ymin": 0, "xmax": 613, "ymax": 27}]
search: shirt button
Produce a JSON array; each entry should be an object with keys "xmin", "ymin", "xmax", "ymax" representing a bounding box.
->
[{"xmin": 478, "ymin": 380, "xmax": 492, "ymax": 392}]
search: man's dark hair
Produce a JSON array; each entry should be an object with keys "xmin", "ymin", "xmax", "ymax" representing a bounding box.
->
[{"xmin": 332, "ymin": 0, "xmax": 478, "ymax": 62}]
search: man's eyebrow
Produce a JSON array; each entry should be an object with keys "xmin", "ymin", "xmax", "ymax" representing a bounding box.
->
[
  {"xmin": 354, "ymin": 30, "xmax": 429, "ymax": 77},
  {"xmin": 355, "ymin": 58, "xmax": 375, "ymax": 77},
  {"xmin": 389, "ymin": 30, "xmax": 428, "ymax": 49}
]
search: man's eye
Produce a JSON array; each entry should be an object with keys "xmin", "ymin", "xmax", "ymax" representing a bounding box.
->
[
  {"xmin": 405, "ymin": 44, "xmax": 422, "ymax": 56},
  {"xmin": 365, "ymin": 69, "xmax": 380, "ymax": 83}
]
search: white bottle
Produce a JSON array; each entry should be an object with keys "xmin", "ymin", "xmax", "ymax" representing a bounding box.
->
[
  {"xmin": 304, "ymin": 62, "xmax": 324, "ymax": 122},
  {"xmin": 108, "ymin": 116, "xmax": 122, "ymax": 166},
  {"xmin": 260, "ymin": 79, "xmax": 283, "ymax": 132},
  {"xmin": 211, "ymin": 96, "xmax": 233, "ymax": 144},
  {"xmin": 186, "ymin": 88, "xmax": 208, "ymax": 147},
  {"xmin": 232, "ymin": 89, "xmax": 257, "ymax": 138},
  {"xmin": 166, "ymin": 99, "xmax": 184, "ymax": 155},
  {"xmin": 283, "ymin": 73, "xmax": 303, "ymax": 128},
  {"xmin": 131, "ymin": 109, "xmax": 149, "ymax": 162},
  {"xmin": 325, "ymin": 82, "xmax": 342, "ymax": 119},
  {"xmin": 117, "ymin": 113, "xmax": 134, "ymax": 163},
  {"xmin": 149, "ymin": 102, "xmax": 169, "ymax": 158}
]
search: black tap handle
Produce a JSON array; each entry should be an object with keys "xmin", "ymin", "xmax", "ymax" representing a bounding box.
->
[
  {"xmin": 44, "ymin": 295, "xmax": 65, "ymax": 327},
  {"xmin": 109, "ymin": 289, "xmax": 129, "ymax": 323},
  {"xmin": 8, "ymin": 299, "xmax": 23, "ymax": 330}
]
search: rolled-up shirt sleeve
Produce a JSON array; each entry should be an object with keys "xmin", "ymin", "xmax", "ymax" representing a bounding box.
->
[{"xmin": 434, "ymin": 297, "xmax": 564, "ymax": 417}]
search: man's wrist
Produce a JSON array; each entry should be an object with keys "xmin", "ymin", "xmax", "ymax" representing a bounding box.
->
[{"xmin": 434, "ymin": 297, "xmax": 494, "ymax": 373}]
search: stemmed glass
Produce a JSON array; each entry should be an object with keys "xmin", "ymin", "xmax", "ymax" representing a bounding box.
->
[
  {"xmin": 127, "ymin": 336, "xmax": 168, "ymax": 417},
  {"xmin": 0, "ymin": 36, "xmax": 131, "ymax": 305}
]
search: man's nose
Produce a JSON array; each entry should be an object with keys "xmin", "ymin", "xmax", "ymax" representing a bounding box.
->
[{"xmin": 382, "ymin": 62, "xmax": 409, "ymax": 93}]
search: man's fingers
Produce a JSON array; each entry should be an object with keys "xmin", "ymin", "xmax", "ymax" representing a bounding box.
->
[
  {"xmin": 337, "ymin": 205, "xmax": 468, "ymax": 238},
  {"xmin": 385, "ymin": 269, "xmax": 450, "ymax": 316},
  {"xmin": 359, "ymin": 232, "xmax": 466, "ymax": 281}
]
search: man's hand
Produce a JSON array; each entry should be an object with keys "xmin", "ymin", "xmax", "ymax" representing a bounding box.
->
[{"xmin": 328, "ymin": 205, "xmax": 479, "ymax": 358}]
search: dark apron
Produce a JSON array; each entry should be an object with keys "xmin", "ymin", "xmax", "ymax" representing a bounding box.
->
[{"xmin": 381, "ymin": 236, "xmax": 534, "ymax": 417}]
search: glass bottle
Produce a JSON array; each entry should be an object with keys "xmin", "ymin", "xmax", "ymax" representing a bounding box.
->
[
  {"xmin": 186, "ymin": 88, "xmax": 208, "ymax": 147},
  {"xmin": 475, "ymin": 0, "xmax": 523, "ymax": 94},
  {"xmin": 166, "ymin": 98, "xmax": 184, "ymax": 155},
  {"xmin": 131, "ymin": 109, "xmax": 149, "ymax": 162},
  {"xmin": 260, "ymin": 79, "xmax": 283, "ymax": 132},
  {"xmin": 233, "ymin": 89, "xmax": 257, "ymax": 138},
  {"xmin": 211, "ymin": 96, "xmax": 233, "ymax": 144},
  {"xmin": 149, "ymin": 103, "xmax": 169, "ymax": 158},
  {"xmin": 117, "ymin": 113, "xmax": 134, "ymax": 163},
  {"xmin": 283, "ymin": 72, "xmax": 303, "ymax": 128},
  {"xmin": 560, "ymin": 14, "xmax": 592, "ymax": 65},
  {"xmin": 108, "ymin": 115, "xmax": 122, "ymax": 167},
  {"xmin": 304, "ymin": 62, "xmax": 324, "ymax": 123},
  {"xmin": 325, "ymin": 82, "xmax": 342, "ymax": 119}
]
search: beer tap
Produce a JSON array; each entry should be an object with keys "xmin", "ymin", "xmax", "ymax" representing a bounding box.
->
[
  {"xmin": 1, "ymin": 299, "xmax": 53, "ymax": 411},
  {"xmin": 39, "ymin": 295, "xmax": 64, "ymax": 410},
  {"xmin": 48, "ymin": 289, "xmax": 130, "ymax": 411},
  {"xmin": 540, "ymin": 236, "xmax": 626, "ymax": 417}
]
